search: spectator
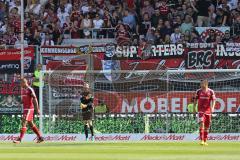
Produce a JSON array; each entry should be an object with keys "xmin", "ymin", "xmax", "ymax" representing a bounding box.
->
[
  {"xmin": 233, "ymin": 2, "xmax": 240, "ymax": 15},
  {"xmin": 222, "ymin": 30, "xmax": 231, "ymax": 43},
  {"xmin": 111, "ymin": 10, "xmax": 120, "ymax": 28},
  {"xmin": 116, "ymin": 23, "xmax": 131, "ymax": 46},
  {"xmin": 232, "ymin": 15, "xmax": 240, "ymax": 36},
  {"xmin": 93, "ymin": 14, "xmax": 104, "ymax": 38},
  {"xmin": 191, "ymin": 0, "xmax": 211, "ymax": 27},
  {"xmin": 58, "ymin": 0, "xmax": 72, "ymax": 15},
  {"xmin": 170, "ymin": 27, "xmax": 181, "ymax": 44},
  {"xmin": 218, "ymin": 0, "xmax": 233, "ymax": 11},
  {"xmin": 186, "ymin": 7, "xmax": 197, "ymax": 24},
  {"xmin": 26, "ymin": 0, "xmax": 42, "ymax": 15},
  {"xmin": 30, "ymin": 30, "xmax": 42, "ymax": 45},
  {"xmin": 122, "ymin": 9, "xmax": 136, "ymax": 30},
  {"xmin": 215, "ymin": 7, "xmax": 229, "ymax": 26},
  {"xmin": 151, "ymin": 9, "xmax": 161, "ymax": 28},
  {"xmin": 190, "ymin": 29, "xmax": 202, "ymax": 43},
  {"xmin": 209, "ymin": 4, "xmax": 217, "ymax": 26},
  {"xmin": 137, "ymin": 12, "xmax": 151, "ymax": 37},
  {"xmin": 159, "ymin": 0, "xmax": 169, "ymax": 21},
  {"xmin": 160, "ymin": 20, "xmax": 173, "ymax": 38},
  {"xmin": 57, "ymin": 5, "xmax": 69, "ymax": 27},
  {"xmin": 206, "ymin": 29, "xmax": 216, "ymax": 43},
  {"xmin": 146, "ymin": 27, "xmax": 156, "ymax": 43},
  {"xmin": 173, "ymin": 15, "xmax": 182, "ymax": 28},
  {"xmin": 52, "ymin": 23, "xmax": 62, "ymax": 45},
  {"xmin": 141, "ymin": 0, "xmax": 154, "ymax": 17},
  {"xmin": 0, "ymin": 1, "xmax": 6, "ymax": 21},
  {"xmin": 70, "ymin": 20, "xmax": 81, "ymax": 39},
  {"xmin": 156, "ymin": 18, "xmax": 164, "ymax": 31},
  {"xmin": 163, "ymin": 34, "xmax": 171, "ymax": 44},
  {"xmin": 81, "ymin": 14, "xmax": 92, "ymax": 38},
  {"xmin": 215, "ymin": 35, "xmax": 222, "ymax": 44},
  {"xmin": 15, "ymin": 34, "xmax": 28, "ymax": 48},
  {"xmin": 180, "ymin": 14, "xmax": 193, "ymax": 34},
  {"xmin": 41, "ymin": 33, "xmax": 54, "ymax": 46}
]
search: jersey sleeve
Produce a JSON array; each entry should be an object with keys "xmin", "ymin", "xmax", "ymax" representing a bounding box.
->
[
  {"xmin": 195, "ymin": 89, "xmax": 200, "ymax": 99},
  {"xmin": 210, "ymin": 89, "xmax": 216, "ymax": 100},
  {"xmin": 29, "ymin": 88, "xmax": 36, "ymax": 98}
]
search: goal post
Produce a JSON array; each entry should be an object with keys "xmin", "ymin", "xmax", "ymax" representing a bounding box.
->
[{"xmin": 39, "ymin": 69, "xmax": 240, "ymax": 134}]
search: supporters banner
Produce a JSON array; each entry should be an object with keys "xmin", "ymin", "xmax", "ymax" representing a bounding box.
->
[
  {"xmin": 0, "ymin": 133, "xmax": 239, "ymax": 142},
  {"xmin": 40, "ymin": 44, "xmax": 240, "ymax": 71},
  {"xmin": 195, "ymin": 27, "xmax": 230, "ymax": 41},
  {"xmin": 41, "ymin": 46, "xmax": 89, "ymax": 71},
  {"xmin": 94, "ymin": 92, "xmax": 240, "ymax": 113},
  {"xmin": 217, "ymin": 43, "xmax": 240, "ymax": 59},
  {"xmin": 0, "ymin": 47, "xmax": 35, "ymax": 73},
  {"xmin": 0, "ymin": 81, "xmax": 22, "ymax": 113}
]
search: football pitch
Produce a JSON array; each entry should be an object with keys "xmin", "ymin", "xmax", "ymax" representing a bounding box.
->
[{"xmin": 0, "ymin": 142, "xmax": 239, "ymax": 160}]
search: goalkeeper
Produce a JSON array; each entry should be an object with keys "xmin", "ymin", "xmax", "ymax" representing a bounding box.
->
[{"xmin": 80, "ymin": 91, "xmax": 94, "ymax": 141}]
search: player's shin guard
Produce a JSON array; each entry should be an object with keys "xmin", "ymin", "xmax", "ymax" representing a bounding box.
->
[
  {"xmin": 89, "ymin": 125, "xmax": 94, "ymax": 137},
  {"xmin": 31, "ymin": 125, "xmax": 41, "ymax": 138},
  {"xmin": 84, "ymin": 125, "xmax": 88, "ymax": 139},
  {"xmin": 199, "ymin": 128, "xmax": 204, "ymax": 141},
  {"xmin": 20, "ymin": 127, "xmax": 27, "ymax": 140}
]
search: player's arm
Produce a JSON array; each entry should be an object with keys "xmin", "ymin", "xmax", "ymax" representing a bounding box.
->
[
  {"xmin": 211, "ymin": 90, "xmax": 216, "ymax": 112},
  {"xmin": 31, "ymin": 89, "xmax": 40, "ymax": 114},
  {"xmin": 80, "ymin": 103, "xmax": 87, "ymax": 109},
  {"xmin": 80, "ymin": 97, "xmax": 87, "ymax": 109},
  {"xmin": 193, "ymin": 91, "xmax": 198, "ymax": 113},
  {"xmin": 87, "ymin": 96, "xmax": 94, "ymax": 108},
  {"xmin": 33, "ymin": 96, "xmax": 40, "ymax": 114}
]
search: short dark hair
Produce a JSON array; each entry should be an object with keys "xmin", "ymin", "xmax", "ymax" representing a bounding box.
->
[{"xmin": 82, "ymin": 91, "xmax": 90, "ymax": 97}]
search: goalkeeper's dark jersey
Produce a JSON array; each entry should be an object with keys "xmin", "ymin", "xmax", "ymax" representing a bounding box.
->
[{"xmin": 80, "ymin": 96, "xmax": 94, "ymax": 113}]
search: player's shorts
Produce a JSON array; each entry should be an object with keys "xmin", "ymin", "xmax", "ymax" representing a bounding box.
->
[
  {"xmin": 23, "ymin": 109, "xmax": 34, "ymax": 121},
  {"xmin": 82, "ymin": 110, "xmax": 93, "ymax": 121},
  {"xmin": 197, "ymin": 112, "xmax": 212, "ymax": 128}
]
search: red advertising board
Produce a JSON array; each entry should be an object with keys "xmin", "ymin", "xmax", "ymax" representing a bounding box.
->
[
  {"xmin": 0, "ymin": 47, "xmax": 35, "ymax": 73},
  {"xmin": 94, "ymin": 92, "xmax": 240, "ymax": 113}
]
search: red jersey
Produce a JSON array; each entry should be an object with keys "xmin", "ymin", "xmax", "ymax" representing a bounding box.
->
[
  {"xmin": 22, "ymin": 86, "xmax": 36, "ymax": 110},
  {"xmin": 196, "ymin": 88, "xmax": 216, "ymax": 114}
]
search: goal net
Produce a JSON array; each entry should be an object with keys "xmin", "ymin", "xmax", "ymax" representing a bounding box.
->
[{"xmin": 39, "ymin": 69, "xmax": 240, "ymax": 134}]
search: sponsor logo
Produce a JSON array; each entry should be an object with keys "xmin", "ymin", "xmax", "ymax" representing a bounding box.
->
[
  {"xmin": 95, "ymin": 135, "xmax": 131, "ymax": 141},
  {"xmin": 40, "ymin": 135, "xmax": 77, "ymax": 141},
  {"xmin": 195, "ymin": 135, "xmax": 240, "ymax": 141},
  {"xmin": 0, "ymin": 135, "xmax": 19, "ymax": 141},
  {"xmin": 141, "ymin": 135, "xmax": 185, "ymax": 141},
  {"xmin": 41, "ymin": 47, "xmax": 77, "ymax": 54}
]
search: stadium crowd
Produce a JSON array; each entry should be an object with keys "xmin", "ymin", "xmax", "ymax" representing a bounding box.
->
[{"xmin": 0, "ymin": 0, "xmax": 240, "ymax": 46}]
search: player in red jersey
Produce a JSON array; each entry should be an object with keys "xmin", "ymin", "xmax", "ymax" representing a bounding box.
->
[
  {"xmin": 13, "ymin": 78, "xmax": 44, "ymax": 144},
  {"xmin": 194, "ymin": 80, "xmax": 216, "ymax": 146}
]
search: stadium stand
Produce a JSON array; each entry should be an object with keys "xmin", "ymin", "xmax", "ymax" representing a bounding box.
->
[{"xmin": 0, "ymin": 0, "xmax": 240, "ymax": 46}]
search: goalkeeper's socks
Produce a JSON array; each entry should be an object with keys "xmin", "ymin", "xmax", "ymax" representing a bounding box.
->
[
  {"xmin": 20, "ymin": 127, "xmax": 27, "ymax": 140},
  {"xmin": 89, "ymin": 125, "xmax": 94, "ymax": 137},
  {"xmin": 31, "ymin": 125, "xmax": 41, "ymax": 138},
  {"xmin": 84, "ymin": 125, "xmax": 88, "ymax": 139}
]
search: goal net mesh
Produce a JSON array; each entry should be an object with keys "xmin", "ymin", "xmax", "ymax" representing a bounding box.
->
[{"xmin": 39, "ymin": 70, "xmax": 240, "ymax": 134}]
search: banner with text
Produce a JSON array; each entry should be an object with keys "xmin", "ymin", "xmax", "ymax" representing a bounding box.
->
[
  {"xmin": 94, "ymin": 92, "xmax": 240, "ymax": 113},
  {"xmin": 0, "ymin": 47, "xmax": 35, "ymax": 73},
  {"xmin": 0, "ymin": 133, "xmax": 239, "ymax": 142}
]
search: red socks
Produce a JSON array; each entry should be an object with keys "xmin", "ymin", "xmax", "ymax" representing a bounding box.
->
[
  {"xmin": 32, "ymin": 125, "xmax": 41, "ymax": 138},
  {"xmin": 199, "ymin": 128, "xmax": 204, "ymax": 141},
  {"xmin": 20, "ymin": 127, "xmax": 27, "ymax": 140},
  {"xmin": 204, "ymin": 131, "xmax": 208, "ymax": 142}
]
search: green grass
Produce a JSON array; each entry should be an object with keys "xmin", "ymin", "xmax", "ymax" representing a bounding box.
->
[{"xmin": 0, "ymin": 142, "xmax": 239, "ymax": 160}]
